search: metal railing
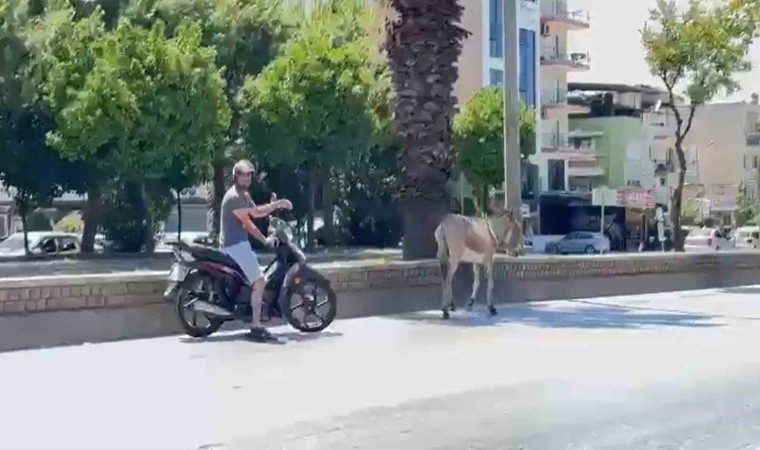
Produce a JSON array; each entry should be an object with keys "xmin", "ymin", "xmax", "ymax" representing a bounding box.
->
[
  {"xmin": 542, "ymin": 132, "xmax": 568, "ymax": 148},
  {"xmin": 541, "ymin": 47, "xmax": 591, "ymax": 67},
  {"xmin": 541, "ymin": 0, "xmax": 590, "ymax": 24},
  {"xmin": 541, "ymin": 89, "xmax": 568, "ymax": 105}
]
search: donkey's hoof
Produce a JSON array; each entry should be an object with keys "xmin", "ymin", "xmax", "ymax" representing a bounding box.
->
[
  {"xmin": 449, "ymin": 303, "xmax": 457, "ymax": 312},
  {"xmin": 442, "ymin": 310, "xmax": 450, "ymax": 320},
  {"xmin": 488, "ymin": 305, "xmax": 498, "ymax": 316},
  {"xmin": 465, "ymin": 299, "xmax": 475, "ymax": 311}
]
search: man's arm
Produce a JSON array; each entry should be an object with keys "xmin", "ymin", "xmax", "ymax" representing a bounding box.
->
[
  {"xmin": 232, "ymin": 208, "xmax": 269, "ymax": 245},
  {"xmin": 243, "ymin": 201, "xmax": 281, "ymax": 219}
]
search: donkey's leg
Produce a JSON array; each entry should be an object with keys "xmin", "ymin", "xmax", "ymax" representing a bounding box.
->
[
  {"xmin": 441, "ymin": 261, "xmax": 458, "ymax": 320},
  {"xmin": 466, "ymin": 264, "xmax": 481, "ymax": 310},
  {"xmin": 485, "ymin": 259, "xmax": 497, "ymax": 316}
]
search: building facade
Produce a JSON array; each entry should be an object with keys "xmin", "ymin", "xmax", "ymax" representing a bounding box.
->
[{"xmin": 681, "ymin": 100, "xmax": 760, "ymax": 222}]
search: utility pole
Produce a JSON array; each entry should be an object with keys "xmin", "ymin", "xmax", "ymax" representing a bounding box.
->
[{"xmin": 502, "ymin": 0, "xmax": 521, "ymax": 210}]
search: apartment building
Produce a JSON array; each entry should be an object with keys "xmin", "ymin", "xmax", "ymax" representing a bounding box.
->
[{"xmin": 681, "ymin": 98, "xmax": 760, "ymax": 223}]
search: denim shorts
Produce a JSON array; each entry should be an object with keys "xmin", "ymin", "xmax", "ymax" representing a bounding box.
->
[{"xmin": 223, "ymin": 241, "xmax": 263, "ymax": 283}]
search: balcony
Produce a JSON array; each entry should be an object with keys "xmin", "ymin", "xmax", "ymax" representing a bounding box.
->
[
  {"xmin": 567, "ymin": 159, "xmax": 605, "ymax": 177},
  {"xmin": 653, "ymin": 160, "xmax": 675, "ymax": 175},
  {"xmin": 541, "ymin": 0, "xmax": 590, "ymax": 29},
  {"xmin": 541, "ymin": 88, "xmax": 591, "ymax": 112},
  {"xmin": 542, "ymin": 132, "xmax": 596, "ymax": 156},
  {"xmin": 540, "ymin": 46, "xmax": 591, "ymax": 71}
]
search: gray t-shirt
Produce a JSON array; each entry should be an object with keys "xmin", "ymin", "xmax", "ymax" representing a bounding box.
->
[{"xmin": 220, "ymin": 187, "xmax": 254, "ymax": 248}]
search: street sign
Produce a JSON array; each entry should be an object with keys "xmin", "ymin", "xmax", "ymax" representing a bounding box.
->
[
  {"xmin": 592, "ymin": 186, "xmax": 617, "ymax": 206},
  {"xmin": 617, "ymin": 188, "xmax": 655, "ymax": 209}
]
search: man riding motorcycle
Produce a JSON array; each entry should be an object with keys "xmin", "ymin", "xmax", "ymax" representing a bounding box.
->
[{"xmin": 220, "ymin": 159, "xmax": 292, "ymax": 341}]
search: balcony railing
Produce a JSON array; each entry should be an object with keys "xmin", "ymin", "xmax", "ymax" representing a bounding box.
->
[
  {"xmin": 542, "ymin": 132, "xmax": 568, "ymax": 148},
  {"xmin": 541, "ymin": 0, "xmax": 590, "ymax": 26},
  {"xmin": 541, "ymin": 47, "xmax": 591, "ymax": 69},
  {"xmin": 541, "ymin": 89, "xmax": 568, "ymax": 106}
]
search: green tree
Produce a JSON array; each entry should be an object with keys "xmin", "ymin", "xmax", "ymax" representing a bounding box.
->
[
  {"xmin": 242, "ymin": 0, "xmax": 378, "ymax": 250},
  {"xmin": 124, "ymin": 0, "xmax": 290, "ymax": 244},
  {"xmin": 385, "ymin": 0, "xmax": 469, "ymax": 259},
  {"xmin": 641, "ymin": 0, "xmax": 759, "ymax": 251},
  {"xmin": 736, "ymin": 182, "xmax": 758, "ymax": 226},
  {"xmin": 453, "ymin": 86, "xmax": 536, "ymax": 214},
  {"xmin": 0, "ymin": 0, "xmax": 85, "ymax": 254},
  {"xmin": 41, "ymin": 12, "xmax": 230, "ymax": 251}
]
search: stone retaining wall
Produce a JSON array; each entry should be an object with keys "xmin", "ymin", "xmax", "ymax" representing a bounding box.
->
[{"xmin": 1, "ymin": 252, "xmax": 759, "ymax": 317}]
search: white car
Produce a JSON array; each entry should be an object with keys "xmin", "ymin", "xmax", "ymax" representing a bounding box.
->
[
  {"xmin": 549, "ymin": 232, "xmax": 611, "ymax": 255},
  {"xmin": 684, "ymin": 228, "xmax": 735, "ymax": 252},
  {"xmin": 0, "ymin": 232, "xmax": 81, "ymax": 258},
  {"xmin": 733, "ymin": 226, "xmax": 760, "ymax": 249},
  {"xmin": 155, "ymin": 232, "xmax": 210, "ymax": 252}
]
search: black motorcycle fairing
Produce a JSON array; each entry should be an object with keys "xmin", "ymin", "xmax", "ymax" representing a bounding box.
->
[{"xmin": 275, "ymin": 263, "xmax": 331, "ymax": 309}]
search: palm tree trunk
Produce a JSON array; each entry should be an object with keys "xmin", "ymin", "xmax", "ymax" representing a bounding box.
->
[{"xmin": 386, "ymin": 0, "xmax": 469, "ymax": 260}]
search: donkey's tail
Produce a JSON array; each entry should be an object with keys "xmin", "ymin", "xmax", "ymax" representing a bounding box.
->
[{"xmin": 435, "ymin": 224, "xmax": 448, "ymax": 277}]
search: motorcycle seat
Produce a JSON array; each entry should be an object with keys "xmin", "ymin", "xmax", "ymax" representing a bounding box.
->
[{"xmin": 185, "ymin": 244, "xmax": 244, "ymax": 274}]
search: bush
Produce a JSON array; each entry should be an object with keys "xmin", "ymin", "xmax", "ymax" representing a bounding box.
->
[
  {"xmin": 100, "ymin": 180, "xmax": 173, "ymax": 252},
  {"xmin": 55, "ymin": 214, "xmax": 84, "ymax": 233},
  {"xmin": 334, "ymin": 145, "xmax": 402, "ymax": 248},
  {"xmin": 26, "ymin": 210, "xmax": 52, "ymax": 231}
]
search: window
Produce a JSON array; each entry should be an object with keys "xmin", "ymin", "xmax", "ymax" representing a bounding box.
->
[
  {"xmin": 489, "ymin": 0, "xmax": 503, "ymax": 58},
  {"xmin": 40, "ymin": 238, "xmax": 57, "ymax": 254},
  {"xmin": 519, "ymin": 29, "xmax": 536, "ymax": 106},
  {"xmin": 59, "ymin": 237, "xmax": 78, "ymax": 252},
  {"xmin": 548, "ymin": 159, "xmax": 565, "ymax": 191},
  {"xmin": 754, "ymin": 155, "xmax": 759, "ymax": 169}
]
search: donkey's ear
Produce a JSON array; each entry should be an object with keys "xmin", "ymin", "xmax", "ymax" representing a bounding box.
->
[{"xmin": 488, "ymin": 195, "xmax": 505, "ymax": 215}]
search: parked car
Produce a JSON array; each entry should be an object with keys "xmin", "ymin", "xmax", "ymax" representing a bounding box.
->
[
  {"xmin": 0, "ymin": 232, "xmax": 81, "ymax": 258},
  {"xmin": 547, "ymin": 232, "xmax": 611, "ymax": 255},
  {"xmin": 684, "ymin": 227, "xmax": 735, "ymax": 252},
  {"xmin": 156, "ymin": 232, "xmax": 210, "ymax": 252},
  {"xmin": 733, "ymin": 226, "xmax": 760, "ymax": 250}
]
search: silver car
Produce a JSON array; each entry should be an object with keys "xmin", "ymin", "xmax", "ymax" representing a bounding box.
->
[{"xmin": 550, "ymin": 232, "xmax": 611, "ymax": 255}]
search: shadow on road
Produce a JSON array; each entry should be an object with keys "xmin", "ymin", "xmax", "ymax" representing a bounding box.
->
[
  {"xmin": 719, "ymin": 286, "xmax": 760, "ymax": 295},
  {"xmin": 179, "ymin": 330, "xmax": 343, "ymax": 345},
  {"xmin": 396, "ymin": 301, "xmax": 721, "ymax": 330}
]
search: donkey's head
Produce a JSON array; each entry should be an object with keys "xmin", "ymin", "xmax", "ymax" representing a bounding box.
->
[{"xmin": 488, "ymin": 201, "xmax": 523, "ymax": 251}]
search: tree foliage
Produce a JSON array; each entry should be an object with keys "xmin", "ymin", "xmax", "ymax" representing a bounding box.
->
[
  {"xmin": 736, "ymin": 182, "xmax": 758, "ymax": 226},
  {"xmin": 453, "ymin": 86, "xmax": 536, "ymax": 212},
  {"xmin": 242, "ymin": 0, "xmax": 381, "ymax": 248},
  {"xmin": 641, "ymin": 0, "xmax": 759, "ymax": 250},
  {"xmin": 0, "ymin": 0, "xmax": 85, "ymax": 253}
]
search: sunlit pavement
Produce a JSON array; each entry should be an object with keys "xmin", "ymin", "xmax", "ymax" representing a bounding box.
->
[{"xmin": 4, "ymin": 286, "xmax": 760, "ymax": 449}]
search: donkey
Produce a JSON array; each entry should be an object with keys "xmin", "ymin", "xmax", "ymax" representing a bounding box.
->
[{"xmin": 434, "ymin": 203, "xmax": 523, "ymax": 320}]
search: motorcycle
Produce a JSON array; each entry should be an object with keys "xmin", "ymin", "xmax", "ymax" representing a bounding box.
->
[{"xmin": 164, "ymin": 218, "xmax": 337, "ymax": 338}]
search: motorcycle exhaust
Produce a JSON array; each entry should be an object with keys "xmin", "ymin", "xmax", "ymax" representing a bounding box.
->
[{"xmin": 192, "ymin": 300, "xmax": 234, "ymax": 319}]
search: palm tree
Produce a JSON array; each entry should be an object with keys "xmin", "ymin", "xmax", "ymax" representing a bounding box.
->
[{"xmin": 385, "ymin": 0, "xmax": 469, "ymax": 259}]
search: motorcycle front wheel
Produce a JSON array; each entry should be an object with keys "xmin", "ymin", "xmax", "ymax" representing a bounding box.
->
[
  {"xmin": 284, "ymin": 279, "xmax": 337, "ymax": 333},
  {"xmin": 175, "ymin": 272, "xmax": 224, "ymax": 338}
]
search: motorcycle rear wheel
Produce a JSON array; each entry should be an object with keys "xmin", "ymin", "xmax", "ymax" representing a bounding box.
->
[
  {"xmin": 175, "ymin": 272, "xmax": 224, "ymax": 338},
  {"xmin": 284, "ymin": 279, "xmax": 337, "ymax": 333}
]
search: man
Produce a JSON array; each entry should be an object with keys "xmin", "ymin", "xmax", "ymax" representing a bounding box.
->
[{"xmin": 221, "ymin": 159, "xmax": 292, "ymax": 341}]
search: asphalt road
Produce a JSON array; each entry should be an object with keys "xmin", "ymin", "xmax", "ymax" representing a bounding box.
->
[{"xmin": 4, "ymin": 286, "xmax": 760, "ymax": 449}]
